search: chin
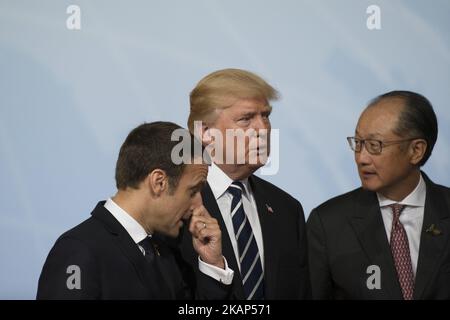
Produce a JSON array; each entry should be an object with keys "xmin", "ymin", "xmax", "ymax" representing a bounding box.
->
[
  {"xmin": 360, "ymin": 180, "xmax": 382, "ymax": 193},
  {"xmin": 159, "ymin": 226, "xmax": 180, "ymax": 238},
  {"xmin": 246, "ymin": 161, "xmax": 265, "ymax": 170},
  {"xmin": 165, "ymin": 229, "xmax": 180, "ymax": 238}
]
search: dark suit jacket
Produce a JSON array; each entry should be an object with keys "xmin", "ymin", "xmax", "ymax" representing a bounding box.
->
[
  {"xmin": 37, "ymin": 201, "xmax": 230, "ymax": 300},
  {"xmin": 307, "ymin": 173, "xmax": 450, "ymax": 299},
  {"xmin": 180, "ymin": 174, "xmax": 311, "ymax": 299}
]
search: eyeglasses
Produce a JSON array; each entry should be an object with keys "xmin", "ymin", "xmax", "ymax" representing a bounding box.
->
[{"xmin": 346, "ymin": 136, "xmax": 419, "ymax": 155}]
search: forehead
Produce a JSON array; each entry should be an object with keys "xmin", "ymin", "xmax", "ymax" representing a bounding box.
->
[
  {"xmin": 356, "ymin": 99, "xmax": 404, "ymax": 137},
  {"xmin": 225, "ymin": 98, "xmax": 271, "ymax": 114}
]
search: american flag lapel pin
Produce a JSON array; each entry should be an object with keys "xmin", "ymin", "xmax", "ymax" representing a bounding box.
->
[{"xmin": 266, "ymin": 204, "xmax": 274, "ymax": 214}]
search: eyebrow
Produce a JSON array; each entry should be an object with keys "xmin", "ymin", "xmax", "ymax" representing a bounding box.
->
[
  {"xmin": 238, "ymin": 108, "xmax": 272, "ymax": 118},
  {"xmin": 355, "ymin": 130, "xmax": 384, "ymax": 139}
]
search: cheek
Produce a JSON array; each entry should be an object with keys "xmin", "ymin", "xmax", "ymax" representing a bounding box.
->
[
  {"xmin": 178, "ymin": 194, "xmax": 192, "ymax": 214},
  {"xmin": 372, "ymin": 156, "xmax": 397, "ymax": 180}
]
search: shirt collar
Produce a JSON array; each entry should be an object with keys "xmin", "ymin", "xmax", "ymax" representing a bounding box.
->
[
  {"xmin": 104, "ymin": 198, "xmax": 148, "ymax": 244},
  {"xmin": 377, "ymin": 173, "xmax": 426, "ymax": 208},
  {"xmin": 207, "ymin": 162, "xmax": 251, "ymax": 200}
]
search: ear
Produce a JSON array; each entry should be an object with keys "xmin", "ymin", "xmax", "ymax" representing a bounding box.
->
[
  {"xmin": 146, "ymin": 169, "xmax": 169, "ymax": 196},
  {"xmin": 201, "ymin": 124, "xmax": 213, "ymax": 147},
  {"xmin": 191, "ymin": 119, "xmax": 210, "ymax": 147},
  {"xmin": 409, "ymin": 139, "xmax": 427, "ymax": 166}
]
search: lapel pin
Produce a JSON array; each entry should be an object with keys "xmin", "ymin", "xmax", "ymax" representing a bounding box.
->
[
  {"xmin": 425, "ymin": 224, "xmax": 442, "ymax": 236},
  {"xmin": 266, "ymin": 204, "xmax": 274, "ymax": 214}
]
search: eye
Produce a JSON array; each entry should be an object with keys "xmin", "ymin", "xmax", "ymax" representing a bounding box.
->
[
  {"xmin": 368, "ymin": 141, "xmax": 379, "ymax": 148},
  {"xmin": 190, "ymin": 188, "xmax": 200, "ymax": 198},
  {"xmin": 237, "ymin": 118, "xmax": 251, "ymax": 126},
  {"xmin": 262, "ymin": 112, "xmax": 270, "ymax": 120}
]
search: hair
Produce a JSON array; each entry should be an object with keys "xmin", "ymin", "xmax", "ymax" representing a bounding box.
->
[
  {"xmin": 368, "ymin": 90, "xmax": 438, "ymax": 166},
  {"xmin": 187, "ymin": 68, "xmax": 279, "ymax": 132},
  {"xmin": 115, "ymin": 121, "xmax": 200, "ymax": 191}
]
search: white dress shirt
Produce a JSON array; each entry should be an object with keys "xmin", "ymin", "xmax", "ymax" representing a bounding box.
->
[
  {"xmin": 104, "ymin": 198, "xmax": 233, "ymax": 284},
  {"xmin": 207, "ymin": 163, "xmax": 265, "ymax": 272},
  {"xmin": 377, "ymin": 173, "xmax": 426, "ymax": 276}
]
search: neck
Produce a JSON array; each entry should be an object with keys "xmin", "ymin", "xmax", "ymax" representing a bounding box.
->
[
  {"xmin": 215, "ymin": 163, "xmax": 257, "ymax": 181},
  {"xmin": 112, "ymin": 190, "xmax": 155, "ymax": 234},
  {"xmin": 379, "ymin": 169, "xmax": 421, "ymax": 202}
]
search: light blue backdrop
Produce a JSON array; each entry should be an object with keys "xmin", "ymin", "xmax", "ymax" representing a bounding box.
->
[{"xmin": 1, "ymin": 0, "xmax": 449, "ymax": 299}]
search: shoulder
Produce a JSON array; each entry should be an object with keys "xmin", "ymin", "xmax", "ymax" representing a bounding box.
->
[
  {"xmin": 48, "ymin": 209, "xmax": 115, "ymax": 262},
  {"xmin": 250, "ymin": 175, "xmax": 300, "ymax": 206},
  {"xmin": 60, "ymin": 216, "xmax": 104, "ymax": 243},
  {"xmin": 309, "ymin": 187, "xmax": 364, "ymax": 222},
  {"xmin": 428, "ymin": 178, "xmax": 450, "ymax": 196},
  {"xmin": 46, "ymin": 218, "xmax": 101, "ymax": 261},
  {"xmin": 425, "ymin": 175, "xmax": 450, "ymax": 208}
]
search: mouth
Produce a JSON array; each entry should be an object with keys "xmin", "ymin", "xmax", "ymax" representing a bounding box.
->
[{"xmin": 360, "ymin": 170, "xmax": 377, "ymax": 179}]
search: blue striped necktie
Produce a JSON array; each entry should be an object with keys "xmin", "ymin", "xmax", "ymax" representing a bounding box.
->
[{"xmin": 227, "ymin": 181, "xmax": 264, "ymax": 300}]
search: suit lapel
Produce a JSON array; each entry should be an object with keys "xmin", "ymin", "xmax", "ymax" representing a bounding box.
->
[
  {"xmin": 91, "ymin": 202, "xmax": 172, "ymax": 298},
  {"xmin": 249, "ymin": 176, "xmax": 279, "ymax": 300},
  {"xmin": 414, "ymin": 175, "xmax": 449, "ymax": 299},
  {"xmin": 201, "ymin": 183, "xmax": 245, "ymax": 298},
  {"xmin": 348, "ymin": 190, "xmax": 403, "ymax": 299}
]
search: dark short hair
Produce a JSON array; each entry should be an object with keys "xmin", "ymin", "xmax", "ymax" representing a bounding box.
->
[
  {"xmin": 369, "ymin": 90, "xmax": 438, "ymax": 166},
  {"xmin": 115, "ymin": 121, "xmax": 201, "ymax": 191}
]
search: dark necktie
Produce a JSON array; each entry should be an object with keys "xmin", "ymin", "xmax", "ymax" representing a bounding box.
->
[
  {"xmin": 389, "ymin": 204, "xmax": 415, "ymax": 300},
  {"xmin": 227, "ymin": 181, "xmax": 264, "ymax": 300},
  {"xmin": 139, "ymin": 235, "xmax": 158, "ymax": 263},
  {"xmin": 138, "ymin": 235, "xmax": 176, "ymax": 299}
]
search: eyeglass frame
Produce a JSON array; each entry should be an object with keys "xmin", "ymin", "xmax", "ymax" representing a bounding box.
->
[{"xmin": 346, "ymin": 136, "xmax": 422, "ymax": 155}]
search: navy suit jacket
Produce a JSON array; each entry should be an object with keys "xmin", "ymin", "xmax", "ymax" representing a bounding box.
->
[
  {"xmin": 180, "ymin": 175, "xmax": 311, "ymax": 299},
  {"xmin": 37, "ymin": 201, "xmax": 230, "ymax": 299}
]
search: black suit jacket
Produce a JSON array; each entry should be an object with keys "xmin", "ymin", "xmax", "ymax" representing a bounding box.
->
[
  {"xmin": 180, "ymin": 175, "xmax": 311, "ymax": 299},
  {"xmin": 307, "ymin": 173, "xmax": 450, "ymax": 299},
  {"xmin": 37, "ymin": 201, "xmax": 230, "ymax": 299}
]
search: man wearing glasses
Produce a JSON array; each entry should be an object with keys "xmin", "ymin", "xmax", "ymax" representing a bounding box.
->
[{"xmin": 307, "ymin": 90, "xmax": 450, "ymax": 300}]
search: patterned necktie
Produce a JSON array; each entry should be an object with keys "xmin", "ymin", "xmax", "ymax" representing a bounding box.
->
[
  {"xmin": 389, "ymin": 204, "xmax": 415, "ymax": 300},
  {"xmin": 228, "ymin": 181, "xmax": 264, "ymax": 300}
]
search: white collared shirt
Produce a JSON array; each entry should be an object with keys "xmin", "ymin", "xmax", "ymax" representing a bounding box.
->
[
  {"xmin": 377, "ymin": 174, "xmax": 426, "ymax": 276},
  {"xmin": 207, "ymin": 163, "xmax": 265, "ymax": 272},
  {"xmin": 104, "ymin": 198, "xmax": 233, "ymax": 284}
]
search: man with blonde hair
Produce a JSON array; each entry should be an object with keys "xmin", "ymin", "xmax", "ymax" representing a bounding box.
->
[{"xmin": 181, "ymin": 68, "xmax": 311, "ymax": 299}]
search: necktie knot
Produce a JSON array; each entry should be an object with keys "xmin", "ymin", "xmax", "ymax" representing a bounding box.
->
[
  {"xmin": 228, "ymin": 181, "xmax": 244, "ymax": 199},
  {"xmin": 138, "ymin": 236, "xmax": 155, "ymax": 259},
  {"xmin": 389, "ymin": 203, "xmax": 406, "ymax": 221}
]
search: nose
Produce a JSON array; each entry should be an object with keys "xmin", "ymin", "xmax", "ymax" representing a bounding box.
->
[
  {"xmin": 190, "ymin": 192, "xmax": 203, "ymax": 212},
  {"xmin": 355, "ymin": 144, "xmax": 372, "ymax": 166},
  {"xmin": 254, "ymin": 114, "xmax": 270, "ymax": 131}
]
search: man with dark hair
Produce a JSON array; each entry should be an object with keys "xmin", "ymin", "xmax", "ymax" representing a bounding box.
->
[
  {"xmin": 37, "ymin": 121, "xmax": 234, "ymax": 299},
  {"xmin": 308, "ymin": 90, "xmax": 450, "ymax": 299}
]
